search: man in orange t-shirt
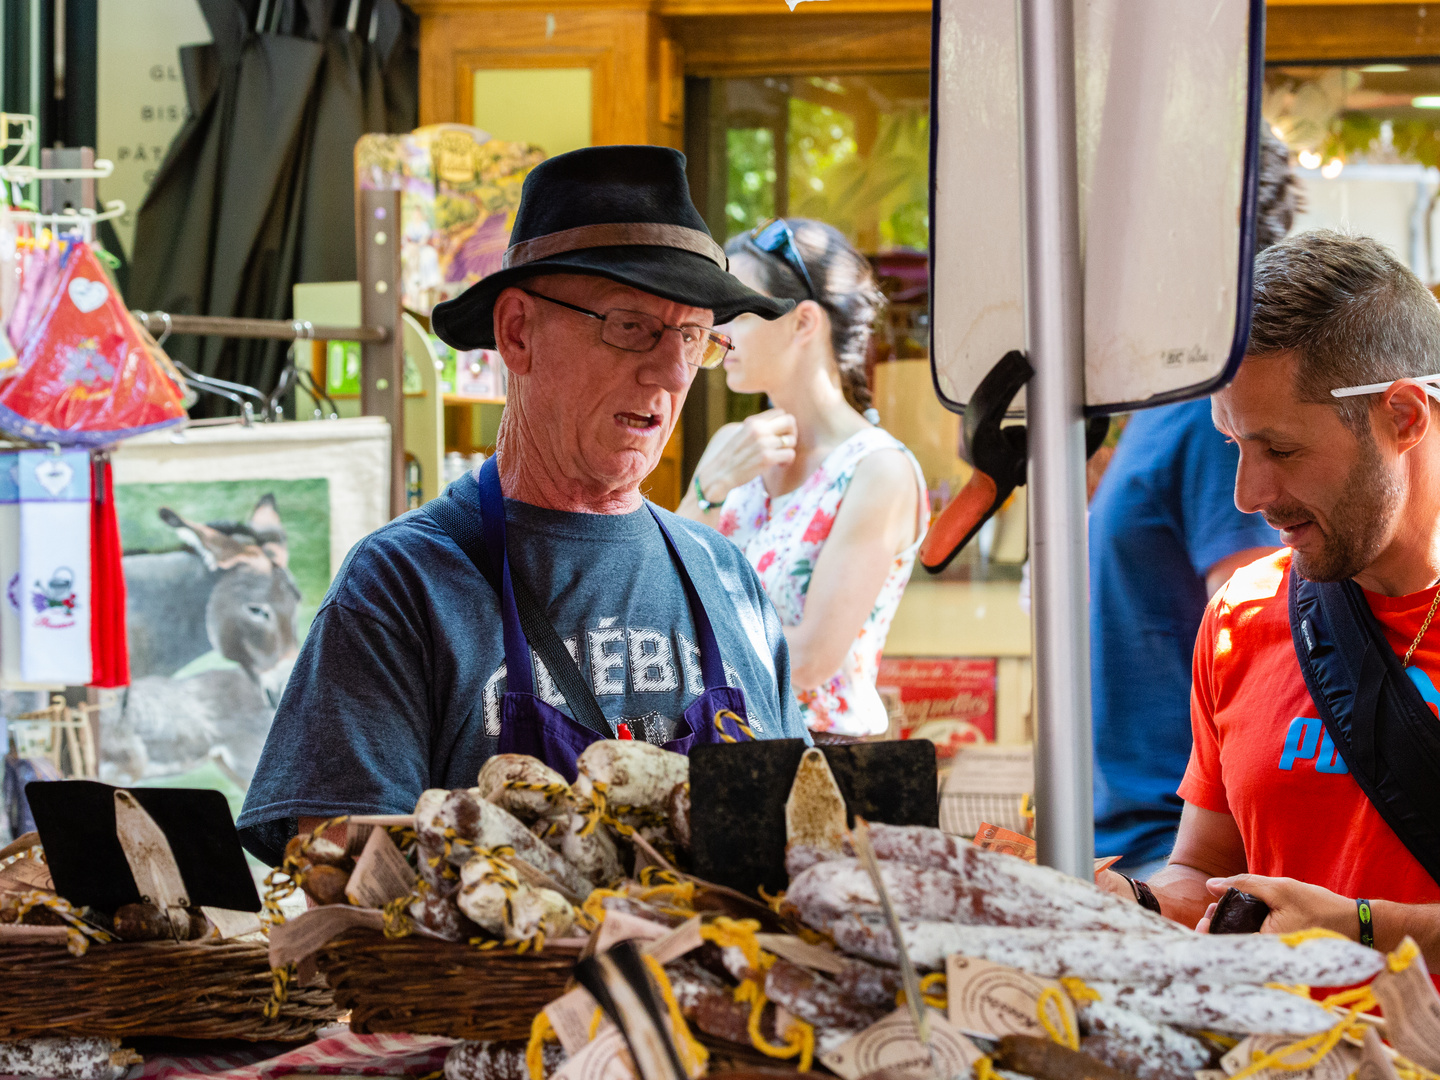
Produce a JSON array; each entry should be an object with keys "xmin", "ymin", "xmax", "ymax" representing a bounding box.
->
[{"xmin": 1100, "ymin": 231, "xmax": 1440, "ymax": 968}]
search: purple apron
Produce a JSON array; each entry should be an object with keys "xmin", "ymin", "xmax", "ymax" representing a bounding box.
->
[{"xmin": 475, "ymin": 457, "xmax": 752, "ymax": 782}]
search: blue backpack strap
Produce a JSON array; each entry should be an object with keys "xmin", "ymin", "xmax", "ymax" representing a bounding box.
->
[{"xmin": 1289, "ymin": 570, "xmax": 1440, "ymax": 886}]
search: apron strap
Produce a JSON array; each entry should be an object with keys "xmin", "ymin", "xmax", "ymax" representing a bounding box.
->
[
  {"xmin": 468, "ymin": 460, "xmax": 611, "ymax": 738},
  {"xmin": 648, "ymin": 507, "xmax": 728, "ymax": 692}
]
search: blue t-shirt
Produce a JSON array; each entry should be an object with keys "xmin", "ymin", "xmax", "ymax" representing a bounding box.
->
[
  {"xmin": 1090, "ymin": 399, "xmax": 1277, "ymax": 867},
  {"xmin": 237, "ymin": 473, "xmax": 807, "ymax": 865}
]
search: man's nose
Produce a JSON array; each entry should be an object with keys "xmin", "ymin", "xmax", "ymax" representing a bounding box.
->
[
  {"xmin": 640, "ymin": 330, "xmax": 695, "ymax": 392},
  {"xmin": 1233, "ymin": 451, "xmax": 1274, "ymax": 515}
]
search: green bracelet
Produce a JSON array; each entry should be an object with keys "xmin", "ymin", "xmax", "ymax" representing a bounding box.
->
[
  {"xmin": 694, "ymin": 474, "xmax": 719, "ymax": 512},
  {"xmin": 1357, "ymin": 898, "xmax": 1375, "ymax": 948}
]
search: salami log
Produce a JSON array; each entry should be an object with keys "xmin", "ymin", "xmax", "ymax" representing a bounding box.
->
[
  {"xmin": 0, "ymin": 1037, "xmax": 139, "ymax": 1080},
  {"xmin": 574, "ymin": 741, "xmax": 689, "ymax": 812},
  {"xmin": 763, "ymin": 958, "xmax": 887, "ymax": 1033},
  {"xmin": 478, "ymin": 755, "xmax": 573, "ymax": 824},
  {"xmin": 841, "ymin": 826, "xmax": 1179, "ymax": 935},
  {"xmin": 833, "ymin": 957, "xmax": 904, "ymax": 1010},
  {"xmin": 1088, "ymin": 980, "xmax": 1334, "ymax": 1035},
  {"xmin": 668, "ymin": 958, "xmax": 765, "ymax": 1047},
  {"xmin": 994, "ymin": 1035, "xmax": 1133, "ymax": 1080},
  {"xmin": 446, "ymin": 1039, "xmax": 565, "ymax": 1080},
  {"xmin": 414, "ymin": 788, "xmax": 591, "ymax": 897},
  {"xmin": 1075, "ymin": 1001, "xmax": 1214, "ymax": 1080},
  {"xmin": 828, "ymin": 915, "xmax": 1386, "ymax": 986},
  {"xmin": 787, "ymin": 859, "xmax": 970, "ymax": 928}
]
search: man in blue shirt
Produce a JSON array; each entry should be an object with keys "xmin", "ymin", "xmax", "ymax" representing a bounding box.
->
[{"xmin": 1089, "ymin": 131, "xmax": 1296, "ymax": 875}]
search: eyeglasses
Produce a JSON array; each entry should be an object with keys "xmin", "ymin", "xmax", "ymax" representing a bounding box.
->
[
  {"xmin": 1331, "ymin": 374, "xmax": 1440, "ymax": 405},
  {"xmin": 747, "ymin": 218, "xmax": 817, "ymax": 302},
  {"xmin": 522, "ymin": 291, "xmax": 733, "ymax": 370}
]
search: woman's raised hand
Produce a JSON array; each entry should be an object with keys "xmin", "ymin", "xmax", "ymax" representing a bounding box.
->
[{"xmin": 695, "ymin": 408, "xmax": 798, "ymax": 505}]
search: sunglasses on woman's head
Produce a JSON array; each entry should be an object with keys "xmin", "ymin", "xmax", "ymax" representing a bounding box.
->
[{"xmin": 747, "ymin": 218, "xmax": 818, "ymax": 302}]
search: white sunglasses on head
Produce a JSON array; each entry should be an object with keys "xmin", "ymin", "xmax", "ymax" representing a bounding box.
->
[{"xmin": 1331, "ymin": 374, "xmax": 1440, "ymax": 405}]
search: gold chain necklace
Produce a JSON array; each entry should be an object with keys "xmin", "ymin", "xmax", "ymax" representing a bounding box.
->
[{"xmin": 1404, "ymin": 587, "xmax": 1440, "ymax": 668}]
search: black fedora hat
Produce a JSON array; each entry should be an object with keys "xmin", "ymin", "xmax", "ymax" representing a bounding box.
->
[{"xmin": 430, "ymin": 145, "xmax": 794, "ymax": 351}]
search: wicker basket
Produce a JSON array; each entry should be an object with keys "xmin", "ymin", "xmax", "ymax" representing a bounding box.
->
[
  {"xmin": 0, "ymin": 940, "xmax": 341, "ymax": 1042},
  {"xmin": 317, "ymin": 930, "xmax": 581, "ymax": 1040}
]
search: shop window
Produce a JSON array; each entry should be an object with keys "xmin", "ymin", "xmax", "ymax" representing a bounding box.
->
[{"xmin": 1267, "ymin": 63, "xmax": 1440, "ymax": 284}]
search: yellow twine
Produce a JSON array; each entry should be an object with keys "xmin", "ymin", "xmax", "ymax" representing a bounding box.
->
[
  {"xmin": 1197, "ymin": 1031, "xmax": 1241, "ymax": 1051},
  {"xmin": 735, "ymin": 977, "xmax": 816, "ymax": 1072},
  {"xmin": 714, "ymin": 709, "xmax": 756, "ymax": 742},
  {"xmin": 527, "ymin": 1008, "xmax": 558, "ymax": 1080},
  {"xmin": 260, "ymin": 817, "xmax": 350, "ymax": 1021},
  {"xmin": 1037, "ymin": 985, "xmax": 1078, "ymax": 1050},
  {"xmin": 1278, "ymin": 927, "xmax": 1348, "ymax": 947},
  {"xmin": 263, "ymin": 964, "xmax": 294, "ymax": 1021},
  {"xmin": 1059, "ymin": 976, "xmax": 1101, "ymax": 1003},
  {"xmin": 975, "ymin": 1056, "xmax": 999, "ymax": 1080},
  {"xmin": 1390, "ymin": 937, "xmax": 1421, "ymax": 972},
  {"xmin": 643, "ymin": 953, "xmax": 711, "ymax": 1077},
  {"xmin": 1263, "ymin": 983, "xmax": 1312, "ymax": 998},
  {"xmin": 578, "ymin": 887, "xmax": 625, "ymax": 931},
  {"xmin": 8, "ymin": 890, "xmax": 112, "ymax": 957},
  {"xmin": 895, "ymin": 971, "xmax": 948, "ymax": 1010},
  {"xmin": 1227, "ymin": 992, "xmax": 1376, "ymax": 1080},
  {"xmin": 589, "ymin": 1006, "xmax": 606, "ymax": 1040},
  {"xmin": 698, "ymin": 916, "xmax": 814, "ymax": 1070}
]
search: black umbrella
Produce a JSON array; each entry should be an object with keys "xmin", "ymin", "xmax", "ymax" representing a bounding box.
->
[{"xmin": 129, "ymin": 0, "xmax": 417, "ymax": 413}]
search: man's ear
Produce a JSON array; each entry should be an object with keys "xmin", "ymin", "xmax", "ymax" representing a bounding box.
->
[
  {"xmin": 492, "ymin": 287, "xmax": 535, "ymax": 375},
  {"xmin": 1382, "ymin": 380, "xmax": 1433, "ymax": 454}
]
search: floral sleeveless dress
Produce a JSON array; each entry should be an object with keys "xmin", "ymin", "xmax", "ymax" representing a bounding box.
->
[{"xmin": 716, "ymin": 427, "xmax": 929, "ymax": 736}]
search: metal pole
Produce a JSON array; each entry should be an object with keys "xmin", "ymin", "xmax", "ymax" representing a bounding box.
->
[{"xmin": 1019, "ymin": 0, "xmax": 1093, "ymax": 878}]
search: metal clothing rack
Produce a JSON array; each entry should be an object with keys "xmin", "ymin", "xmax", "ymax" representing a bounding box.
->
[
  {"xmin": 1, "ymin": 111, "xmax": 410, "ymax": 516},
  {"xmin": 130, "ymin": 188, "xmax": 408, "ymax": 516}
]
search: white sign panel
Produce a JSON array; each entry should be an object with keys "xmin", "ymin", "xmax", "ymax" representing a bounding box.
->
[{"xmin": 930, "ymin": 0, "xmax": 1263, "ymax": 415}]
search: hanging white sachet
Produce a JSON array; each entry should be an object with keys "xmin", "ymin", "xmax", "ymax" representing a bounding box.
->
[{"xmin": 18, "ymin": 448, "xmax": 91, "ymax": 685}]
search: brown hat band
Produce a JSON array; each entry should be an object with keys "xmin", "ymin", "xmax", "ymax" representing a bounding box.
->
[{"xmin": 501, "ymin": 222, "xmax": 727, "ymax": 271}]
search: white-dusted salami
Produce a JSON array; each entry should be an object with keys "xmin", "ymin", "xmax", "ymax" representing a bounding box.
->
[
  {"xmin": 1075, "ymin": 1000, "xmax": 1215, "ymax": 1080},
  {"xmin": 478, "ymin": 755, "xmax": 572, "ymax": 824},
  {"xmin": 1089, "ymin": 980, "xmax": 1335, "ymax": 1036},
  {"xmin": 573, "ymin": 740, "xmax": 689, "ymax": 811},
  {"xmin": 787, "ymin": 859, "xmax": 970, "ymax": 928},
  {"xmin": 763, "ymin": 958, "xmax": 886, "ymax": 1033},
  {"xmin": 414, "ymin": 788, "xmax": 591, "ymax": 897},
  {"xmin": 553, "ymin": 811, "xmax": 623, "ymax": 886},
  {"xmin": 839, "ymin": 825, "xmax": 1177, "ymax": 935},
  {"xmin": 828, "ymin": 916, "xmax": 1385, "ymax": 986},
  {"xmin": 446, "ymin": 1039, "xmax": 565, "ymax": 1080},
  {"xmin": 0, "ymin": 1037, "xmax": 140, "ymax": 1080}
]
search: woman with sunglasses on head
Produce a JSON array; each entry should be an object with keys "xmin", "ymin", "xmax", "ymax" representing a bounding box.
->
[{"xmin": 679, "ymin": 218, "xmax": 929, "ymax": 741}]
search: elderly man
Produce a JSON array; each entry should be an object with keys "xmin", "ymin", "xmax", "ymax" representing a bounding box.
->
[
  {"xmin": 1102, "ymin": 231, "xmax": 1440, "ymax": 968},
  {"xmin": 237, "ymin": 146, "xmax": 808, "ymax": 865}
]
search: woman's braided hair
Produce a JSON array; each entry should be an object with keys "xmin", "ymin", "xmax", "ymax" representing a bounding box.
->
[{"xmin": 725, "ymin": 219, "xmax": 886, "ymax": 414}]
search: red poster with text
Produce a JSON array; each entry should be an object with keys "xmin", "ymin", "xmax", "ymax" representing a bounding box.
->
[{"xmin": 876, "ymin": 657, "xmax": 996, "ymax": 753}]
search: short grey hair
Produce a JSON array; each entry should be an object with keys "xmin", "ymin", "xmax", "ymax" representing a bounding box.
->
[{"xmin": 1247, "ymin": 230, "xmax": 1440, "ymax": 433}]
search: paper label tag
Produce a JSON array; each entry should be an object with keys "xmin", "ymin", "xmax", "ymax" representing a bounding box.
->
[
  {"xmin": 1356, "ymin": 1027, "xmax": 1401, "ymax": 1080},
  {"xmin": 1371, "ymin": 943, "xmax": 1440, "ymax": 1070},
  {"xmin": 593, "ymin": 911, "xmax": 672, "ymax": 956},
  {"xmin": 549, "ymin": 917, "xmax": 703, "ymax": 1056},
  {"xmin": 0, "ymin": 857, "xmax": 52, "ymax": 894},
  {"xmin": 646, "ymin": 915, "xmax": 702, "ymax": 965},
  {"xmin": 550, "ymin": 1027, "xmax": 633, "ymax": 1080},
  {"xmin": 267, "ymin": 904, "xmax": 384, "ymax": 969},
  {"xmin": 547, "ymin": 987, "xmax": 611, "ymax": 1056},
  {"xmin": 972, "ymin": 824, "xmax": 1121, "ymax": 880},
  {"xmin": 1221, "ymin": 1036, "xmax": 1359, "ymax": 1080},
  {"xmin": 345, "ymin": 827, "xmax": 416, "ymax": 909},
  {"xmin": 756, "ymin": 932, "xmax": 847, "ymax": 974},
  {"xmin": 820, "ymin": 1006, "xmax": 981, "ymax": 1080},
  {"xmin": 945, "ymin": 954, "xmax": 1075, "ymax": 1040},
  {"xmin": 199, "ymin": 906, "xmax": 262, "ymax": 940}
]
